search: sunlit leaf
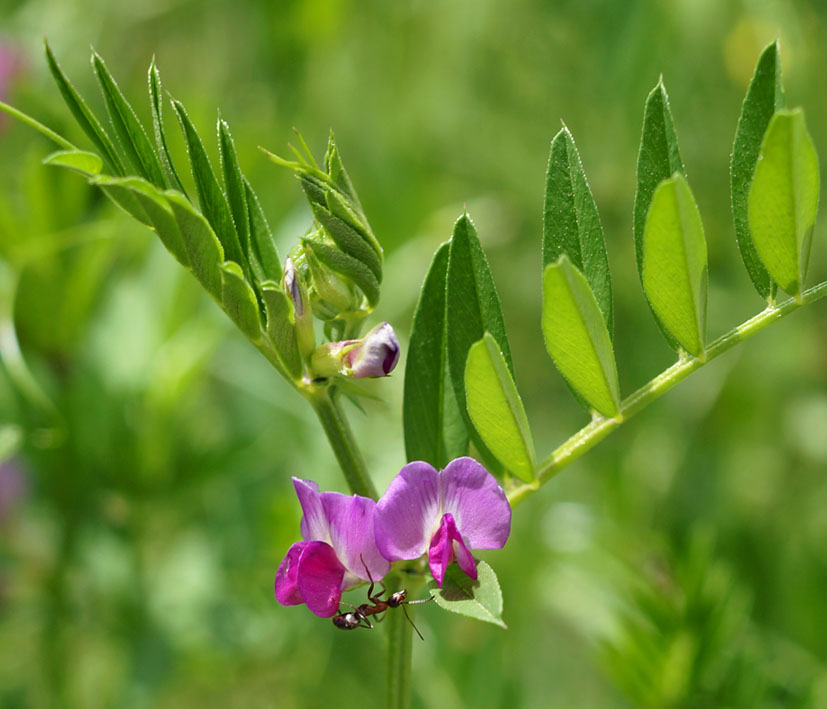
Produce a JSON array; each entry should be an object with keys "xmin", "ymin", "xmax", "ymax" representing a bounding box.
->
[
  {"xmin": 44, "ymin": 42, "xmax": 125, "ymax": 175},
  {"xmin": 303, "ymin": 239, "xmax": 380, "ymax": 306},
  {"xmin": 42, "ymin": 149, "xmax": 102, "ymax": 176},
  {"xmin": 731, "ymin": 40, "xmax": 784, "ymax": 300},
  {"xmin": 446, "ymin": 213, "xmax": 512, "ymax": 476},
  {"xmin": 149, "ymin": 59, "xmax": 187, "ymax": 194},
  {"xmin": 428, "ymin": 560, "xmax": 506, "ymax": 629},
  {"xmin": 748, "ymin": 109, "xmax": 819, "ymax": 297},
  {"xmin": 404, "ymin": 243, "xmax": 469, "ymax": 467},
  {"xmin": 91, "ymin": 52, "xmax": 166, "ymax": 186},
  {"xmin": 220, "ymin": 261, "xmax": 262, "ymax": 340},
  {"xmin": 165, "ymin": 190, "xmax": 224, "ymax": 299},
  {"xmin": 642, "ymin": 173, "xmax": 708, "ymax": 357},
  {"xmin": 544, "ymin": 125, "xmax": 612, "ymax": 333},
  {"xmin": 465, "ymin": 333, "xmax": 535, "ymax": 482},
  {"xmin": 244, "ymin": 178, "xmax": 282, "ymax": 283},
  {"xmin": 261, "ymin": 282, "xmax": 303, "ymax": 379},
  {"xmin": 542, "ymin": 256, "xmax": 620, "ymax": 417},
  {"xmin": 310, "ymin": 202, "xmax": 382, "ymax": 281},
  {"xmin": 218, "ymin": 119, "xmax": 251, "ymax": 261},
  {"xmin": 172, "ymin": 99, "xmax": 246, "ymax": 270}
]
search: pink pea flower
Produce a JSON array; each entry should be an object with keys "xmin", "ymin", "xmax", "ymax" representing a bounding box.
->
[
  {"xmin": 374, "ymin": 457, "xmax": 511, "ymax": 587},
  {"xmin": 310, "ymin": 322, "xmax": 400, "ymax": 378},
  {"xmin": 275, "ymin": 478, "xmax": 390, "ymax": 617}
]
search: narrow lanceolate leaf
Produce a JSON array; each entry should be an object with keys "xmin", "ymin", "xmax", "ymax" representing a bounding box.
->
[
  {"xmin": 428, "ymin": 560, "xmax": 506, "ymax": 629},
  {"xmin": 148, "ymin": 59, "xmax": 186, "ymax": 193},
  {"xmin": 324, "ymin": 132, "xmax": 363, "ymax": 214},
  {"xmin": 748, "ymin": 109, "xmax": 819, "ymax": 297},
  {"xmin": 642, "ymin": 174, "xmax": 708, "ymax": 357},
  {"xmin": 446, "ymin": 213, "xmax": 513, "ymax": 476},
  {"xmin": 91, "ymin": 52, "xmax": 167, "ymax": 187},
  {"xmin": 261, "ymin": 282, "xmax": 303, "ymax": 379},
  {"xmin": 544, "ymin": 125, "xmax": 612, "ymax": 333},
  {"xmin": 94, "ymin": 175, "xmax": 190, "ymax": 267},
  {"xmin": 303, "ymin": 239, "xmax": 380, "ymax": 306},
  {"xmin": 325, "ymin": 188, "xmax": 381, "ymax": 258},
  {"xmin": 634, "ymin": 78, "xmax": 685, "ymax": 275},
  {"xmin": 731, "ymin": 40, "xmax": 785, "ymax": 300},
  {"xmin": 218, "ymin": 119, "xmax": 250, "ymax": 260},
  {"xmin": 42, "ymin": 149, "xmax": 102, "ymax": 176},
  {"xmin": 165, "ymin": 190, "xmax": 224, "ymax": 300},
  {"xmin": 465, "ymin": 333, "xmax": 535, "ymax": 482},
  {"xmin": 542, "ymin": 256, "xmax": 620, "ymax": 417},
  {"xmin": 310, "ymin": 202, "xmax": 382, "ymax": 281},
  {"xmin": 171, "ymin": 100, "xmax": 246, "ymax": 270},
  {"xmin": 244, "ymin": 178, "xmax": 282, "ymax": 282},
  {"xmin": 404, "ymin": 243, "xmax": 469, "ymax": 467},
  {"xmin": 44, "ymin": 42, "xmax": 125, "ymax": 175},
  {"xmin": 220, "ymin": 261, "xmax": 262, "ymax": 340}
]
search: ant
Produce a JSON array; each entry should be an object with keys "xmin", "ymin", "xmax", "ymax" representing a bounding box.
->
[{"xmin": 332, "ymin": 558, "xmax": 433, "ymax": 640}]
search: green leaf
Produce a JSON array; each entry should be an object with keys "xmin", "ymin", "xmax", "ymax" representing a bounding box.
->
[
  {"xmin": 324, "ymin": 132, "xmax": 364, "ymax": 214},
  {"xmin": 310, "ymin": 202, "xmax": 382, "ymax": 281},
  {"xmin": 731, "ymin": 40, "xmax": 785, "ymax": 300},
  {"xmin": 94, "ymin": 175, "xmax": 190, "ymax": 267},
  {"xmin": 165, "ymin": 190, "xmax": 224, "ymax": 300},
  {"xmin": 634, "ymin": 78, "xmax": 685, "ymax": 276},
  {"xmin": 542, "ymin": 256, "xmax": 621, "ymax": 417},
  {"xmin": 446, "ymin": 213, "xmax": 512, "ymax": 475},
  {"xmin": 171, "ymin": 99, "xmax": 246, "ymax": 270},
  {"xmin": 261, "ymin": 282, "xmax": 303, "ymax": 379},
  {"xmin": 148, "ymin": 59, "xmax": 187, "ymax": 194},
  {"xmin": 220, "ymin": 261, "xmax": 262, "ymax": 340},
  {"xmin": 404, "ymin": 243, "xmax": 469, "ymax": 467},
  {"xmin": 42, "ymin": 149, "xmax": 150, "ymax": 225},
  {"xmin": 642, "ymin": 173, "xmax": 708, "ymax": 356},
  {"xmin": 465, "ymin": 333, "xmax": 535, "ymax": 482},
  {"xmin": 324, "ymin": 188, "xmax": 382, "ymax": 258},
  {"xmin": 544, "ymin": 125, "xmax": 612, "ymax": 333},
  {"xmin": 244, "ymin": 178, "xmax": 282, "ymax": 282},
  {"xmin": 303, "ymin": 239, "xmax": 380, "ymax": 306},
  {"xmin": 42, "ymin": 149, "xmax": 102, "ymax": 176},
  {"xmin": 218, "ymin": 119, "xmax": 251, "ymax": 261},
  {"xmin": 44, "ymin": 42, "xmax": 125, "ymax": 175},
  {"xmin": 91, "ymin": 52, "xmax": 166, "ymax": 186},
  {"xmin": 748, "ymin": 109, "xmax": 819, "ymax": 297},
  {"xmin": 428, "ymin": 560, "xmax": 506, "ymax": 629}
]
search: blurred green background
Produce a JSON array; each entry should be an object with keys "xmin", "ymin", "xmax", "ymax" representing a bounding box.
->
[{"xmin": 1, "ymin": 0, "xmax": 826, "ymax": 706}]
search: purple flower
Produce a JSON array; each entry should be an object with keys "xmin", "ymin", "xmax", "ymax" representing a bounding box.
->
[
  {"xmin": 310, "ymin": 322, "xmax": 400, "ymax": 379},
  {"xmin": 374, "ymin": 457, "xmax": 511, "ymax": 587},
  {"xmin": 275, "ymin": 477, "xmax": 390, "ymax": 617}
]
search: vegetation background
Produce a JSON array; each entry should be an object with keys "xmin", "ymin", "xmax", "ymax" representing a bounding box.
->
[{"xmin": 1, "ymin": 0, "xmax": 826, "ymax": 706}]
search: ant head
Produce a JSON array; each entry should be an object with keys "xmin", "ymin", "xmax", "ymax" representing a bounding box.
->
[
  {"xmin": 332, "ymin": 612, "xmax": 363, "ymax": 630},
  {"xmin": 388, "ymin": 589, "xmax": 408, "ymax": 607}
]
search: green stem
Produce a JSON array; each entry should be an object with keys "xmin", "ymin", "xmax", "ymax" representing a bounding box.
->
[
  {"xmin": 507, "ymin": 280, "xmax": 827, "ymax": 506},
  {"xmin": 385, "ymin": 571, "xmax": 415, "ymax": 709},
  {"xmin": 309, "ymin": 387, "xmax": 378, "ymax": 499}
]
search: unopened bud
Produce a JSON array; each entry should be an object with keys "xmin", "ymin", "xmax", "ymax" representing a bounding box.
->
[
  {"xmin": 283, "ymin": 257, "xmax": 315, "ymax": 357},
  {"xmin": 310, "ymin": 322, "xmax": 400, "ymax": 379}
]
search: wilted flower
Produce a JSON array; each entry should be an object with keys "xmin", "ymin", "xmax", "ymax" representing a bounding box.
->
[
  {"xmin": 374, "ymin": 457, "xmax": 511, "ymax": 587},
  {"xmin": 275, "ymin": 478, "xmax": 390, "ymax": 617},
  {"xmin": 310, "ymin": 322, "xmax": 399, "ymax": 379}
]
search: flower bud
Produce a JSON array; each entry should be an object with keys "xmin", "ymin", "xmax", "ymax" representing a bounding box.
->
[
  {"xmin": 283, "ymin": 256, "xmax": 315, "ymax": 358},
  {"xmin": 301, "ymin": 238, "xmax": 363, "ymax": 321},
  {"xmin": 310, "ymin": 322, "xmax": 399, "ymax": 379}
]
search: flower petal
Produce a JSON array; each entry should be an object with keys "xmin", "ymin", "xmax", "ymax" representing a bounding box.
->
[
  {"xmin": 438, "ymin": 457, "xmax": 511, "ymax": 549},
  {"xmin": 375, "ymin": 461, "xmax": 441, "ymax": 561},
  {"xmin": 295, "ymin": 541, "xmax": 347, "ymax": 617},
  {"xmin": 322, "ymin": 492, "xmax": 390, "ymax": 584},
  {"xmin": 293, "ymin": 477, "xmax": 329, "ymax": 542},
  {"xmin": 427, "ymin": 512, "xmax": 475, "ymax": 587},
  {"xmin": 274, "ymin": 541, "xmax": 307, "ymax": 606}
]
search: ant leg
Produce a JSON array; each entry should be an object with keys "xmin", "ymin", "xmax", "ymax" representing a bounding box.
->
[
  {"xmin": 401, "ymin": 604, "xmax": 425, "ymax": 641},
  {"xmin": 359, "ymin": 553, "xmax": 386, "ymax": 603}
]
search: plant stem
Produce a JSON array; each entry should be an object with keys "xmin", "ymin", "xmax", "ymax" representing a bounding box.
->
[
  {"xmin": 507, "ymin": 279, "xmax": 827, "ymax": 506},
  {"xmin": 385, "ymin": 574, "xmax": 414, "ymax": 709},
  {"xmin": 309, "ymin": 387, "xmax": 378, "ymax": 499}
]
